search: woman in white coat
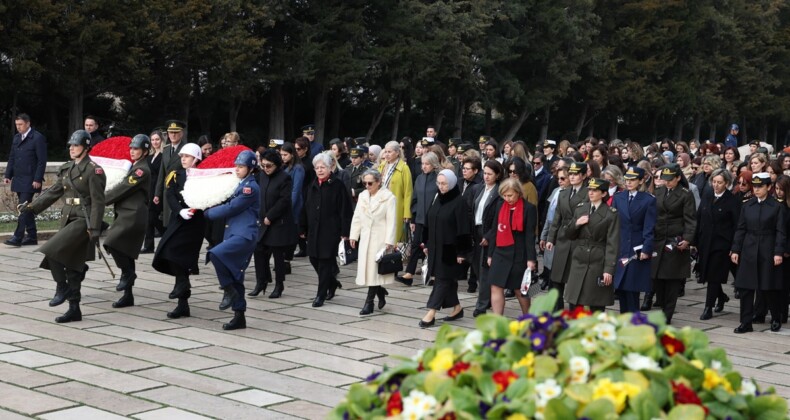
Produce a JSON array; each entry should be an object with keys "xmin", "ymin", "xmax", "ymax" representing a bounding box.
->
[{"xmin": 349, "ymin": 169, "xmax": 398, "ymax": 315}]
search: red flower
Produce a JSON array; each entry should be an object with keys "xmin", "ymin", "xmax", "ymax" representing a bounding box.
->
[
  {"xmin": 671, "ymin": 381, "xmax": 709, "ymax": 415},
  {"xmin": 386, "ymin": 391, "xmax": 403, "ymax": 416},
  {"xmin": 417, "ymin": 361, "xmax": 424, "ymax": 372},
  {"xmin": 448, "ymin": 361, "xmax": 471, "ymax": 378},
  {"xmin": 492, "ymin": 370, "xmax": 519, "ymax": 393},
  {"xmin": 197, "ymin": 145, "xmax": 252, "ymax": 169},
  {"xmin": 561, "ymin": 306, "xmax": 592, "ymax": 320},
  {"xmin": 661, "ymin": 334, "xmax": 686, "ymax": 356},
  {"xmin": 437, "ymin": 413, "xmax": 457, "ymax": 420}
]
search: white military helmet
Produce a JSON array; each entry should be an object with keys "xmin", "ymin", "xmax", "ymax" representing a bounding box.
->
[{"xmin": 178, "ymin": 143, "xmax": 202, "ymax": 161}]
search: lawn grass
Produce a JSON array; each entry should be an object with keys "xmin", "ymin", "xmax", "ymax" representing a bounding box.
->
[{"xmin": 0, "ymin": 216, "xmax": 115, "ymax": 233}]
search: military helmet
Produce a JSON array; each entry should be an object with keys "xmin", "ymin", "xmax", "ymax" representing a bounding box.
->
[
  {"xmin": 234, "ymin": 150, "xmax": 258, "ymax": 169},
  {"xmin": 129, "ymin": 134, "xmax": 151, "ymax": 150},
  {"xmin": 67, "ymin": 130, "xmax": 92, "ymax": 148}
]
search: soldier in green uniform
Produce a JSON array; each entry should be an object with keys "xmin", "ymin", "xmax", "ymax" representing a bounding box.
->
[
  {"xmin": 19, "ymin": 130, "xmax": 106, "ymax": 323},
  {"xmin": 103, "ymin": 134, "xmax": 152, "ymax": 308},
  {"xmin": 564, "ymin": 178, "xmax": 620, "ymax": 312},
  {"xmin": 447, "ymin": 138, "xmax": 461, "ymax": 175},
  {"xmin": 153, "ymin": 120, "xmax": 187, "ymax": 228},
  {"xmin": 345, "ymin": 147, "xmax": 367, "ymax": 204}
]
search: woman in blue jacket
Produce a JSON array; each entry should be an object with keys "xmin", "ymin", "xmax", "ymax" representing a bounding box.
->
[{"xmin": 204, "ymin": 150, "xmax": 261, "ymax": 330}]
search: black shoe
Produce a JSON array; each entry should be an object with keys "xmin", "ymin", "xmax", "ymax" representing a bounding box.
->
[
  {"xmin": 248, "ymin": 280, "xmax": 269, "ymax": 297},
  {"xmin": 55, "ymin": 301, "xmax": 82, "ymax": 323},
  {"xmin": 359, "ymin": 300, "xmax": 374, "ymax": 315},
  {"xmin": 326, "ymin": 280, "xmax": 342, "ymax": 300},
  {"xmin": 504, "ymin": 289, "xmax": 516, "ymax": 299},
  {"xmin": 418, "ymin": 318, "xmax": 435, "ymax": 328},
  {"xmin": 312, "ymin": 296, "xmax": 325, "ymax": 307},
  {"xmin": 268, "ymin": 282, "xmax": 284, "ymax": 299},
  {"xmin": 714, "ymin": 294, "xmax": 729, "ymax": 313},
  {"xmin": 427, "ymin": 279, "xmax": 435, "ymax": 286},
  {"xmin": 376, "ymin": 287, "xmax": 388, "ymax": 309},
  {"xmin": 734, "ymin": 323, "xmax": 753, "ymax": 334},
  {"xmin": 223, "ymin": 311, "xmax": 246, "ymax": 330},
  {"xmin": 116, "ymin": 273, "xmax": 137, "ymax": 292},
  {"xmin": 734, "ymin": 288, "xmax": 741, "ymax": 299},
  {"xmin": 700, "ymin": 306, "xmax": 713, "ymax": 320},
  {"xmin": 112, "ymin": 290, "xmax": 134, "ymax": 308},
  {"xmin": 140, "ymin": 247, "xmax": 154, "ymax": 254},
  {"xmin": 4, "ymin": 238, "xmax": 21, "ymax": 247},
  {"xmin": 284, "ymin": 261, "xmax": 291, "ymax": 275},
  {"xmin": 219, "ymin": 286, "xmax": 239, "ymax": 310},
  {"xmin": 49, "ymin": 283, "xmax": 69, "ymax": 307},
  {"xmin": 395, "ymin": 275, "xmax": 413, "ymax": 286},
  {"xmin": 442, "ymin": 308, "xmax": 464, "ymax": 322},
  {"xmin": 20, "ymin": 237, "xmax": 37, "ymax": 246},
  {"xmin": 467, "ymin": 284, "xmax": 477, "ymax": 293},
  {"xmin": 294, "ymin": 250, "xmax": 307, "ymax": 258},
  {"xmin": 169, "ymin": 282, "xmax": 189, "ymax": 299},
  {"xmin": 752, "ymin": 314, "xmax": 766, "ymax": 324},
  {"xmin": 640, "ymin": 293, "xmax": 654, "ymax": 311},
  {"xmin": 167, "ymin": 298, "xmax": 190, "ymax": 318},
  {"xmin": 771, "ymin": 319, "xmax": 781, "ymax": 332},
  {"xmin": 540, "ymin": 278, "xmax": 550, "ymax": 291},
  {"xmin": 678, "ymin": 283, "xmax": 685, "ymax": 297},
  {"xmin": 473, "ymin": 309, "xmax": 486, "ymax": 317}
]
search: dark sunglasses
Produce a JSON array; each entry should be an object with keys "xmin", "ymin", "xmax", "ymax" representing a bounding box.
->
[
  {"xmin": 295, "ymin": 146, "xmax": 305, "ymax": 151},
  {"xmin": 262, "ymin": 163, "xmax": 276, "ymax": 169},
  {"xmin": 364, "ymin": 181, "xmax": 376, "ymax": 186},
  {"xmin": 533, "ymin": 161, "xmax": 542, "ymax": 165},
  {"xmin": 558, "ymin": 177, "xmax": 567, "ymax": 180}
]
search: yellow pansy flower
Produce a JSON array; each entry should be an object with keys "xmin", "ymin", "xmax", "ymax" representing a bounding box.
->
[{"xmin": 428, "ymin": 348, "xmax": 454, "ymax": 373}]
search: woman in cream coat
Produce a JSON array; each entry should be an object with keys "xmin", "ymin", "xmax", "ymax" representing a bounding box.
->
[{"xmin": 350, "ymin": 169, "xmax": 398, "ymax": 315}]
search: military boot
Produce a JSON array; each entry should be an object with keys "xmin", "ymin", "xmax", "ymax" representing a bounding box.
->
[
  {"xmin": 167, "ymin": 297, "xmax": 190, "ymax": 319},
  {"xmin": 113, "ymin": 289, "xmax": 134, "ymax": 308},
  {"xmin": 222, "ymin": 310, "xmax": 246, "ymax": 330},
  {"xmin": 219, "ymin": 285, "xmax": 239, "ymax": 311},
  {"xmin": 49, "ymin": 282, "xmax": 70, "ymax": 307},
  {"xmin": 55, "ymin": 300, "xmax": 82, "ymax": 323},
  {"xmin": 116, "ymin": 272, "xmax": 137, "ymax": 292}
]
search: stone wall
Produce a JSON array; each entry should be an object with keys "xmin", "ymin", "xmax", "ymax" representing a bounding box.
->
[{"xmin": 0, "ymin": 162, "xmax": 66, "ymax": 214}]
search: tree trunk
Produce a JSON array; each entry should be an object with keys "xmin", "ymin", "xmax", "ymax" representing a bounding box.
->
[
  {"xmin": 402, "ymin": 93, "xmax": 412, "ymax": 135},
  {"xmin": 741, "ymin": 117, "xmax": 747, "ymax": 146},
  {"xmin": 433, "ymin": 106, "xmax": 445, "ymax": 136},
  {"xmin": 692, "ymin": 114, "xmax": 701, "ymax": 142},
  {"xmin": 760, "ymin": 118, "xmax": 768, "ymax": 143},
  {"xmin": 539, "ymin": 106, "xmax": 550, "ymax": 143},
  {"xmin": 268, "ymin": 82, "xmax": 285, "ymax": 140},
  {"xmin": 484, "ymin": 105, "xmax": 492, "ymax": 135},
  {"xmin": 391, "ymin": 92, "xmax": 402, "ymax": 142},
  {"xmin": 285, "ymin": 83, "xmax": 295, "ymax": 141},
  {"xmin": 453, "ymin": 96, "xmax": 464, "ymax": 138},
  {"xmin": 575, "ymin": 102, "xmax": 589, "ymax": 138},
  {"xmin": 68, "ymin": 84, "xmax": 84, "ymax": 134},
  {"xmin": 328, "ymin": 89, "xmax": 342, "ymax": 139},
  {"xmin": 649, "ymin": 113, "xmax": 658, "ymax": 143},
  {"xmin": 314, "ymin": 81, "xmax": 329, "ymax": 146},
  {"xmin": 674, "ymin": 115, "xmax": 683, "ymax": 142},
  {"xmin": 366, "ymin": 99, "xmax": 390, "ymax": 141},
  {"xmin": 502, "ymin": 104, "xmax": 531, "ymax": 142},
  {"xmin": 229, "ymin": 98, "xmax": 242, "ymax": 132},
  {"xmin": 608, "ymin": 115, "xmax": 618, "ymax": 142},
  {"xmin": 586, "ymin": 116, "xmax": 595, "ymax": 139},
  {"xmin": 708, "ymin": 123, "xmax": 716, "ymax": 144}
]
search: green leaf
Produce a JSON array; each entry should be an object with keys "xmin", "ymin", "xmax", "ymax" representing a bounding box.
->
[
  {"xmin": 478, "ymin": 374, "xmax": 496, "ymax": 403},
  {"xmin": 710, "ymin": 385, "xmax": 732, "ymax": 403},
  {"xmin": 530, "ymin": 289, "xmax": 558, "ymax": 316},
  {"xmin": 533, "ymin": 355, "xmax": 560, "ymax": 381},
  {"xmin": 691, "ymin": 348, "xmax": 732, "ymax": 371},
  {"xmin": 748, "ymin": 394, "xmax": 789, "ymax": 420},
  {"xmin": 677, "ymin": 327, "xmax": 709, "ymax": 355},
  {"xmin": 630, "ymin": 390, "xmax": 661, "ymax": 420},
  {"xmin": 579, "ymin": 397, "xmax": 618, "ymax": 420},
  {"xmin": 501, "ymin": 337, "xmax": 531, "ymax": 362},
  {"xmin": 448, "ymin": 386, "xmax": 480, "ymax": 415},
  {"xmin": 706, "ymin": 401, "xmax": 746, "ymax": 420},
  {"xmin": 544, "ymin": 398, "xmax": 576, "ymax": 420},
  {"xmin": 475, "ymin": 314, "xmax": 510, "ymax": 339},
  {"xmin": 423, "ymin": 372, "xmax": 452, "ymax": 401},
  {"xmin": 565, "ymin": 383, "xmax": 593, "ymax": 404},
  {"xmin": 642, "ymin": 371, "xmax": 671, "ymax": 408},
  {"xmin": 616, "ymin": 325, "xmax": 657, "ymax": 352},
  {"xmin": 666, "ymin": 404, "xmax": 706, "ymax": 420},
  {"xmin": 505, "ymin": 377, "xmax": 531, "ymax": 401},
  {"xmin": 557, "ymin": 339, "xmax": 587, "ymax": 364}
]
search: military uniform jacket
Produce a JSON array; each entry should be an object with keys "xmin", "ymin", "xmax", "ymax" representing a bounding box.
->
[
  {"xmin": 154, "ymin": 141, "xmax": 187, "ymax": 226},
  {"xmin": 30, "ymin": 158, "xmax": 106, "ymax": 271},
  {"xmin": 612, "ymin": 191, "xmax": 656, "ymax": 293},
  {"xmin": 650, "ymin": 186, "xmax": 696, "ymax": 280},
  {"xmin": 547, "ymin": 185, "xmax": 589, "ymax": 284},
  {"xmin": 345, "ymin": 164, "xmax": 366, "ymax": 201},
  {"xmin": 731, "ymin": 197, "xmax": 785, "ymax": 291},
  {"xmin": 564, "ymin": 201, "xmax": 620, "ymax": 307},
  {"xmin": 103, "ymin": 159, "xmax": 151, "ymax": 259}
]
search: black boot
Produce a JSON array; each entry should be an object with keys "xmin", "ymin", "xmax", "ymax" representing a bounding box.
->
[
  {"xmin": 49, "ymin": 282, "xmax": 69, "ymax": 307},
  {"xmin": 360, "ymin": 287, "xmax": 376, "ymax": 315},
  {"xmin": 268, "ymin": 281, "xmax": 284, "ymax": 299},
  {"xmin": 116, "ymin": 272, "xmax": 137, "ymax": 292},
  {"xmin": 700, "ymin": 306, "xmax": 713, "ymax": 320},
  {"xmin": 326, "ymin": 279, "xmax": 342, "ymax": 300},
  {"xmin": 219, "ymin": 286, "xmax": 239, "ymax": 311},
  {"xmin": 248, "ymin": 278, "xmax": 269, "ymax": 296},
  {"xmin": 678, "ymin": 281, "xmax": 685, "ymax": 297},
  {"xmin": 640, "ymin": 292, "xmax": 654, "ymax": 311},
  {"xmin": 169, "ymin": 275, "xmax": 190, "ymax": 299},
  {"xmin": 223, "ymin": 310, "xmax": 246, "ymax": 330},
  {"xmin": 539, "ymin": 269, "xmax": 551, "ymax": 291},
  {"xmin": 714, "ymin": 294, "xmax": 729, "ymax": 313},
  {"xmin": 55, "ymin": 300, "xmax": 82, "ymax": 323},
  {"xmin": 376, "ymin": 287, "xmax": 388, "ymax": 309},
  {"xmin": 113, "ymin": 288, "xmax": 134, "ymax": 308},
  {"xmin": 167, "ymin": 297, "xmax": 190, "ymax": 319}
]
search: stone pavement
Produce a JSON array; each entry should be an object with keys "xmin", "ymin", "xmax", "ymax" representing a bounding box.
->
[{"xmin": 0, "ymin": 240, "xmax": 788, "ymax": 419}]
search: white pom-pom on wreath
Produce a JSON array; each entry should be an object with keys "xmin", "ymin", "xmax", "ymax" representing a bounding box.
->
[
  {"xmin": 182, "ymin": 167, "xmax": 240, "ymax": 210},
  {"xmin": 90, "ymin": 156, "xmax": 132, "ymax": 192}
]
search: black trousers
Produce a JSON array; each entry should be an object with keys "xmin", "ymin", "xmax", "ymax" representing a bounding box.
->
[
  {"xmin": 654, "ymin": 278, "xmax": 684, "ymax": 323},
  {"xmin": 107, "ymin": 247, "xmax": 135, "ymax": 275},
  {"xmin": 48, "ymin": 258, "xmax": 83, "ymax": 301},
  {"xmin": 310, "ymin": 257, "xmax": 336, "ymax": 299},
  {"xmin": 254, "ymin": 244, "xmax": 287, "ymax": 284},
  {"xmin": 467, "ymin": 225, "xmax": 484, "ymax": 289},
  {"xmin": 13, "ymin": 191, "xmax": 36, "ymax": 240},
  {"xmin": 143, "ymin": 206, "xmax": 163, "ymax": 250},
  {"xmin": 426, "ymin": 277, "xmax": 460, "ymax": 310},
  {"xmin": 739, "ymin": 288, "xmax": 781, "ymax": 324},
  {"xmin": 704, "ymin": 282, "xmax": 724, "ymax": 307},
  {"xmin": 618, "ymin": 291, "xmax": 640, "ymax": 314},
  {"xmin": 403, "ymin": 224, "xmax": 425, "ymax": 275},
  {"xmin": 551, "ymin": 281, "xmax": 565, "ymax": 312}
]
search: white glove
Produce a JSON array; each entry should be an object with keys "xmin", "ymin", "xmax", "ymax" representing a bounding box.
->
[{"xmin": 179, "ymin": 209, "xmax": 193, "ymax": 220}]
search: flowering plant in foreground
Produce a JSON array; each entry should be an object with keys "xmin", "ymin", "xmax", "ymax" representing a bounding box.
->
[{"xmin": 331, "ymin": 290, "xmax": 788, "ymax": 419}]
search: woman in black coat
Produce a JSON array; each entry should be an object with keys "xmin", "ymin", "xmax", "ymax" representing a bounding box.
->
[
  {"xmin": 300, "ymin": 153, "xmax": 353, "ymax": 308},
  {"xmin": 731, "ymin": 172, "xmax": 786, "ymax": 333},
  {"xmin": 419, "ymin": 169, "xmax": 473, "ymax": 328},
  {"xmin": 251, "ymin": 149, "xmax": 297, "ymax": 299},
  {"xmin": 695, "ymin": 169, "xmax": 740, "ymax": 320},
  {"xmin": 294, "ymin": 136, "xmax": 315, "ymax": 258},
  {"xmin": 142, "ymin": 130, "xmax": 165, "ymax": 253},
  {"xmin": 152, "ymin": 143, "xmax": 206, "ymax": 319}
]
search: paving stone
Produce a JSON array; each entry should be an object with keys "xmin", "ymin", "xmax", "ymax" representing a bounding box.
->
[
  {"xmin": 38, "ymin": 381, "xmax": 161, "ymax": 416},
  {"xmin": 0, "ymin": 361, "xmax": 68, "ymax": 388},
  {"xmin": 279, "ymin": 366, "xmax": 359, "ymax": 387},
  {"xmin": 0, "ymin": 314, "xmax": 122, "ymax": 346},
  {"xmin": 287, "ymin": 319, "xmax": 404, "ymax": 343},
  {"xmin": 342, "ymin": 338, "xmax": 425, "ymax": 359},
  {"xmin": 133, "ymin": 386, "xmax": 294, "ymax": 419},
  {"xmin": 133, "ymin": 407, "xmax": 213, "ymax": 420},
  {"xmin": 0, "ymin": 407, "xmax": 32, "ymax": 420},
  {"xmin": 41, "ymin": 362, "xmax": 165, "ymax": 393},
  {"xmin": 276, "ymin": 338, "xmax": 381, "ymax": 360},
  {"xmin": 87, "ymin": 325, "xmax": 207, "ymax": 350},
  {"xmin": 161, "ymin": 327, "xmax": 292, "ymax": 355},
  {"xmin": 269, "ymin": 400, "xmax": 333, "ymax": 419},
  {"xmin": 87, "ymin": 312, "xmax": 184, "ymax": 332},
  {"xmin": 188, "ymin": 346, "xmax": 299, "ymax": 372},
  {"xmin": 269, "ymin": 349, "xmax": 379, "ymax": 379},
  {"xmin": 134, "ymin": 366, "xmax": 247, "ymax": 395},
  {"xmin": 95, "ymin": 341, "xmax": 228, "ymax": 372},
  {"xmin": 20, "ymin": 339, "xmax": 156, "ymax": 373},
  {"xmin": 39, "ymin": 405, "xmax": 131, "ymax": 420},
  {"xmin": 0, "ymin": 382, "xmax": 76, "ymax": 415},
  {"xmin": 0, "ymin": 350, "xmax": 70, "ymax": 368},
  {"xmin": 223, "ymin": 389, "xmax": 293, "ymax": 406},
  {"xmin": 0, "ymin": 328, "xmax": 41, "ymax": 344},
  {"xmin": 0, "ymin": 343, "xmax": 20, "ymax": 353}
]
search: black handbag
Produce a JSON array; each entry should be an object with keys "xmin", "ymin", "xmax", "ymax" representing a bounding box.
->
[
  {"xmin": 338, "ymin": 240, "xmax": 358, "ymax": 266},
  {"xmin": 377, "ymin": 251, "xmax": 403, "ymax": 275}
]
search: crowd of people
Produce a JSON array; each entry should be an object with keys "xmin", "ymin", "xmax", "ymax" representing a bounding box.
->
[{"xmin": 5, "ymin": 114, "xmax": 790, "ymax": 334}]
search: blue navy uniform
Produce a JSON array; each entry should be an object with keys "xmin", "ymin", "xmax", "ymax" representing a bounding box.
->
[
  {"xmin": 611, "ymin": 190, "xmax": 656, "ymax": 313},
  {"xmin": 205, "ymin": 175, "xmax": 261, "ymax": 311}
]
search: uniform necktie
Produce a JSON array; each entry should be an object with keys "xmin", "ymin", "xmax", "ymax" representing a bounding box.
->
[
  {"xmin": 628, "ymin": 194, "xmax": 634, "ymax": 205},
  {"xmin": 590, "ymin": 205, "xmax": 596, "ymax": 215},
  {"xmin": 570, "ymin": 189, "xmax": 576, "ymax": 200}
]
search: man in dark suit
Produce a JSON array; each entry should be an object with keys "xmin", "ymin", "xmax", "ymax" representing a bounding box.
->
[
  {"xmin": 84, "ymin": 115, "xmax": 105, "ymax": 146},
  {"xmin": 4, "ymin": 113, "xmax": 47, "ymax": 246},
  {"xmin": 154, "ymin": 120, "xmax": 188, "ymax": 227}
]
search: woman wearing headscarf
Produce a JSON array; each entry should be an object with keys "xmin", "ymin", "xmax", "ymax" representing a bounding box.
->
[
  {"xmin": 418, "ymin": 169, "xmax": 472, "ymax": 327},
  {"xmin": 377, "ymin": 141, "xmax": 413, "ymax": 244}
]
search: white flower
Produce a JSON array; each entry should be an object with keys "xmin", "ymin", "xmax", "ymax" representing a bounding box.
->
[
  {"xmin": 462, "ymin": 330, "xmax": 483, "ymax": 352},
  {"xmin": 534, "ymin": 397, "xmax": 548, "ymax": 420},
  {"xmin": 411, "ymin": 349, "xmax": 424, "ymax": 362},
  {"xmin": 593, "ymin": 323, "xmax": 617, "ymax": 341},
  {"xmin": 402, "ymin": 390, "xmax": 437, "ymax": 419},
  {"xmin": 596, "ymin": 312, "xmax": 617, "ymax": 324},
  {"xmin": 711, "ymin": 360, "xmax": 722, "ymax": 372},
  {"xmin": 580, "ymin": 336, "xmax": 597, "ymax": 353},
  {"xmin": 622, "ymin": 353, "xmax": 661, "ymax": 372},
  {"xmin": 569, "ymin": 356, "xmax": 591, "ymax": 383},
  {"xmin": 739, "ymin": 379, "xmax": 757, "ymax": 396},
  {"xmin": 535, "ymin": 378, "xmax": 563, "ymax": 403}
]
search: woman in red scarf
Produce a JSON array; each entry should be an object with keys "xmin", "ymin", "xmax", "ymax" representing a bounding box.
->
[{"xmin": 486, "ymin": 178, "xmax": 538, "ymax": 315}]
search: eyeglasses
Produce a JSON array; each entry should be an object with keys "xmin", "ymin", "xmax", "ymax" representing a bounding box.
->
[
  {"xmin": 261, "ymin": 163, "xmax": 275, "ymax": 169},
  {"xmin": 364, "ymin": 181, "xmax": 376, "ymax": 186},
  {"xmin": 533, "ymin": 161, "xmax": 542, "ymax": 166},
  {"xmin": 295, "ymin": 146, "xmax": 305, "ymax": 151},
  {"xmin": 558, "ymin": 177, "xmax": 567, "ymax": 181},
  {"xmin": 738, "ymin": 181, "xmax": 749, "ymax": 186}
]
